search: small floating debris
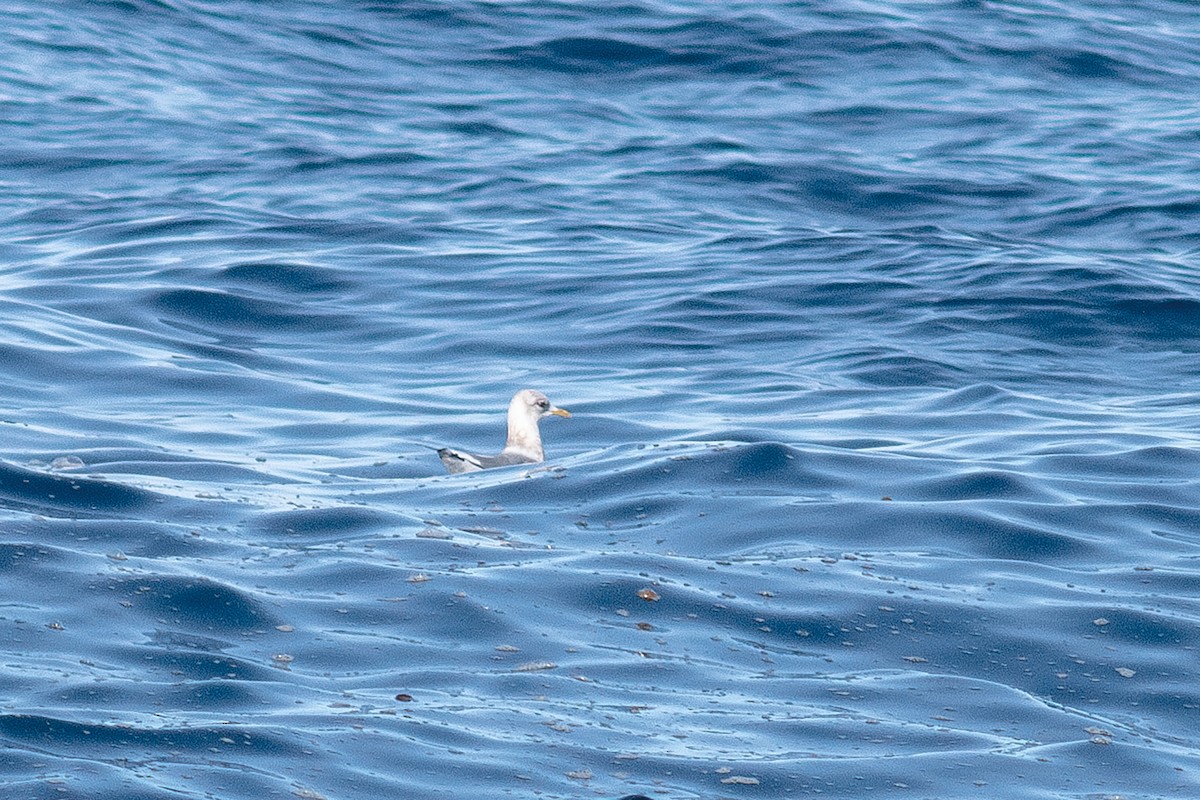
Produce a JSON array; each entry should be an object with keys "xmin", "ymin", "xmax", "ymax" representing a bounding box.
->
[
  {"xmin": 407, "ymin": 573, "xmax": 431, "ymax": 583},
  {"xmin": 50, "ymin": 456, "xmax": 85, "ymax": 470},
  {"xmin": 272, "ymin": 653, "xmax": 294, "ymax": 665},
  {"xmin": 1115, "ymin": 667, "xmax": 1136, "ymax": 678},
  {"xmin": 636, "ymin": 588, "xmax": 660, "ymax": 602},
  {"xmin": 458, "ymin": 526, "xmax": 506, "ymax": 538},
  {"xmin": 394, "ymin": 693, "xmax": 414, "ymax": 702},
  {"xmin": 416, "ymin": 528, "xmax": 452, "ymax": 540},
  {"xmin": 514, "ymin": 661, "xmax": 557, "ymax": 672},
  {"xmin": 720, "ymin": 775, "xmax": 760, "ymax": 785},
  {"xmin": 1093, "ymin": 618, "xmax": 1109, "ymax": 626},
  {"xmin": 292, "ymin": 787, "xmax": 328, "ymax": 800},
  {"xmin": 565, "ymin": 769, "xmax": 592, "ymax": 781}
]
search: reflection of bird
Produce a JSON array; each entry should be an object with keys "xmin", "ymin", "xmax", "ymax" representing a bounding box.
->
[{"xmin": 437, "ymin": 389, "xmax": 570, "ymax": 474}]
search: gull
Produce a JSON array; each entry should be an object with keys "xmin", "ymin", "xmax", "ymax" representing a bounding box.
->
[{"xmin": 437, "ymin": 389, "xmax": 570, "ymax": 474}]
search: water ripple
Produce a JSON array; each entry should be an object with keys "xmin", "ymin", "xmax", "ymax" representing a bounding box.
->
[{"xmin": 3, "ymin": 1, "xmax": 1200, "ymax": 798}]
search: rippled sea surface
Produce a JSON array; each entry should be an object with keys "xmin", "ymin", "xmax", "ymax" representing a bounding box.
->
[{"xmin": 4, "ymin": 2, "xmax": 1200, "ymax": 798}]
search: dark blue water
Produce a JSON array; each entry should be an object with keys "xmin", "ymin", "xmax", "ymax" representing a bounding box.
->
[{"xmin": 3, "ymin": 2, "xmax": 1200, "ymax": 798}]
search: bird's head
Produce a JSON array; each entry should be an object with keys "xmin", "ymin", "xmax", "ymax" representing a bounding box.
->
[{"xmin": 513, "ymin": 388, "xmax": 570, "ymax": 420}]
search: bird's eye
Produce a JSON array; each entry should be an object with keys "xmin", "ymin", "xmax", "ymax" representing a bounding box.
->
[{"xmin": 538, "ymin": 400, "xmax": 549, "ymax": 409}]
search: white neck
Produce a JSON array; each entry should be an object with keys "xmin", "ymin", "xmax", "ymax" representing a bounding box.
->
[{"xmin": 503, "ymin": 396, "xmax": 544, "ymax": 460}]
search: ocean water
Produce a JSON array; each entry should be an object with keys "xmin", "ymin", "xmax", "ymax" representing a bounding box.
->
[{"xmin": 3, "ymin": 1, "xmax": 1200, "ymax": 798}]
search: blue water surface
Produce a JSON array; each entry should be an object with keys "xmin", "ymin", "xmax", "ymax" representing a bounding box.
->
[{"xmin": 3, "ymin": 1, "xmax": 1200, "ymax": 798}]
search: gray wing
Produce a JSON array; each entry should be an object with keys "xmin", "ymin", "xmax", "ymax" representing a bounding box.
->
[
  {"xmin": 438, "ymin": 448, "xmax": 537, "ymax": 474},
  {"xmin": 438, "ymin": 448, "xmax": 484, "ymax": 474}
]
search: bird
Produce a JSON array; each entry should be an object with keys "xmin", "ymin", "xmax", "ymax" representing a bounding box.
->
[{"xmin": 437, "ymin": 389, "xmax": 570, "ymax": 474}]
